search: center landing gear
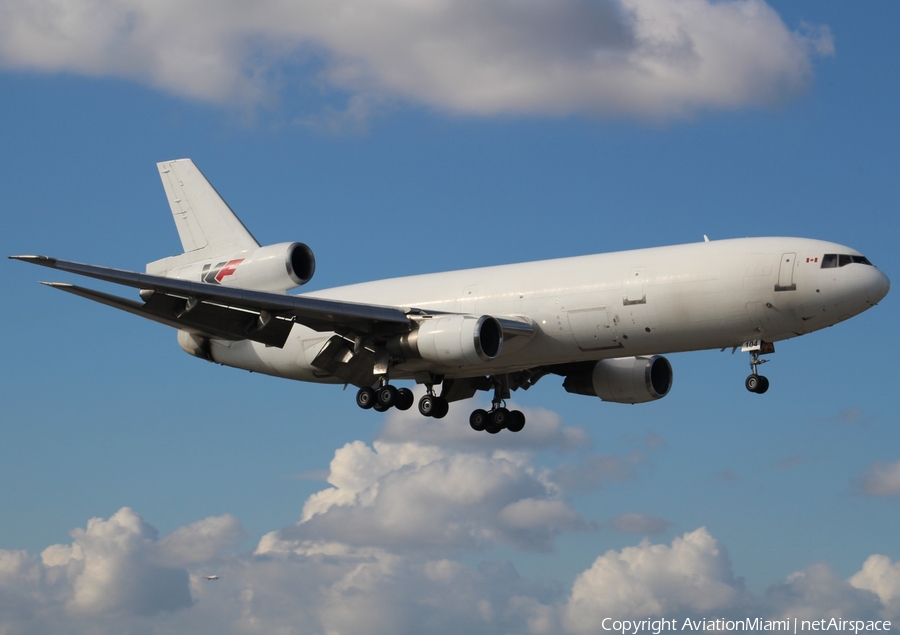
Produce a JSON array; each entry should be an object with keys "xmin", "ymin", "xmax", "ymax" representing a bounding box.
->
[
  {"xmin": 469, "ymin": 378, "xmax": 526, "ymax": 434},
  {"xmin": 418, "ymin": 392, "xmax": 449, "ymax": 419},
  {"xmin": 416, "ymin": 382, "xmax": 449, "ymax": 419},
  {"xmin": 745, "ymin": 350, "xmax": 770, "ymax": 394}
]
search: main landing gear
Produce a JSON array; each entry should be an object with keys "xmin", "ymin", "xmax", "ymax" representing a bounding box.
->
[
  {"xmin": 356, "ymin": 384, "xmax": 415, "ymax": 412},
  {"xmin": 745, "ymin": 350, "xmax": 770, "ymax": 394}
]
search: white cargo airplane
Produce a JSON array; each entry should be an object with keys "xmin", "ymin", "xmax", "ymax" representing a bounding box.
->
[{"xmin": 11, "ymin": 159, "xmax": 890, "ymax": 434}]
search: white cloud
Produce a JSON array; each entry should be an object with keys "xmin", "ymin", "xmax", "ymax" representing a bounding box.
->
[
  {"xmin": 266, "ymin": 438, "xmax": 588, "ymax": 552},
  {"xmin": 4, "ymin": 511, "xmax": 900, "ymax": 634},
  {"xmin": 855, "ymin": 460, "xmax": 900, "ymax": 497},
  {"xmin": 0, "ymin": 507, "xmax": 245, "ymax": 627},
  {"xmin": 0, "ymin": 0, "xmax": 832, "ymax": 120},
  {"xmin": 850, "ymin": 555, "xmax": 900, "ymax": 619},
  {"xmin": 60, "ymin": 507, "xmax": 193, "ymax": 616},
  {"xmin": 151, "ymin": 514, "xmax": 244, "ymax": 566},
  {"xmin": 563, "ymin": 527, "xmax": 749, "ymax": 630},
  {"xmin": 766, "ymin": 562, "xmax": 882, "ymax": 621}
]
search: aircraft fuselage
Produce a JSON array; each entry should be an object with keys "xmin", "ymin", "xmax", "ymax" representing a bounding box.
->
[{"xmin": 208, "ymin": 236, "xmax": 888, "ymax": 384}]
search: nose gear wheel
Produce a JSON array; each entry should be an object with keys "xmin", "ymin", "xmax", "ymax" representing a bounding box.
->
[{"xmin": 745, "ymin": 350, "xmax": 770, "ymax": 394}]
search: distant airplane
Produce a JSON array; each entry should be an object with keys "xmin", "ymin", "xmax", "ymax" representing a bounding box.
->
[
  {"xmin": 12, "ymin": 159, "xmax": 890, "ymax": 434},
  {"xmin": 204, "ymin": 575, "xmax": 219, "ymax": 581}
]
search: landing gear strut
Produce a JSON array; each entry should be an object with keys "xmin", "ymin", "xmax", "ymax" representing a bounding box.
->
[{"xmin": 745, "ymin": 350, "xmax": 770, "ymax": 394}]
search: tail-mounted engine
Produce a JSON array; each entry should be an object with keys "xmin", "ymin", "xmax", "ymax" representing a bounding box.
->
[
  {"xmin": 389, "ymin": 314, "xmax": 503, "ymax": 366},
  {"xmin": 563, "ymin": 355, "xmax": 673, "ymax": 404},
  {"xmin": 163, "ymin": 242, "xmax": 315, "ymax": 293}
]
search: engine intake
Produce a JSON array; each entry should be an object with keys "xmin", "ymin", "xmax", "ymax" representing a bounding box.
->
[
  {"xmin": 563, "ymin": 355, "xmax": 672, "ymax": 404},
  {"xmin": 389, "ymin": 315, "xmax": 503, "ymax": 366}
]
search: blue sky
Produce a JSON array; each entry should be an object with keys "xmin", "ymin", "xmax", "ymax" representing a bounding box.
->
[{"xmin": 1, "ymin": 0, "xmax": 898, "ymax": 632}]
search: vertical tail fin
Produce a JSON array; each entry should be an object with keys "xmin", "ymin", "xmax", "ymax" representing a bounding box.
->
[{"xmin": 148, "ymin": 159, "xmax": 260, "ymax": 275}]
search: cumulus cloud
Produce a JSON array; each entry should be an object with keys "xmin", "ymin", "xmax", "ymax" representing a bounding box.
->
[
  {"xmin": 766, "ymin": 563, "xmax": 882, "ymax": 621},
  {"xmin": 264, "ymin": 438, "xmax": 590, "ymax": 553},
  {"xmin": 854, "ymin": 460, "xmax": 900, "ymax": 497},
  {"xmin": 563, "ymin": 527, "xmax": 749, "ymax": 629},
  {"xmin": 0, "ymin": 507, "xmax": 246, "ymax": 628},
  {"xmin": 4, "ymin": 510, "xmax": 900, "ymax": 634},
  {"xmin": 849, "ymin": 555, "xmax": 900, "ymax": 618},
  {"xmin": 0, "ymin": 0, "xmax": 832, "ymax": 120}
]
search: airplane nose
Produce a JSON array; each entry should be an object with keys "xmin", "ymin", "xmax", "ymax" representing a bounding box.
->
[{"xmin": 866, "ymin": 269, "xmax": 890, "ymax": 304}]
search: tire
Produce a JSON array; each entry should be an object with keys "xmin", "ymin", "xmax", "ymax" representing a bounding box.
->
[
  {"xmin": 491, "ymin": 408, "xmax": 510, "ymax": 430},
  {"xmin": 395, "ymin": 388, "xmax": 414, "ymax": 411},
  {"xmin": 373, "ymin": 401, "xmax": 390, "ymax": 412},
  {"xmin": 432, "ymin": 397, "xmax": 450, "ymax": 419},
  {"xmin": 756, "ymin": 376, "xmax": 770, "ymax": 394},
  {"xmin": 377, "ymin": 385, "xmax": 398, "ymax": 408},
  {"xmin": 356, "ymin": 387, "xmax": 376, "ymax": 409},
  {"xmin": 507, "ymin": 410, "xmax": 526, "ymax": 433},
  {"xmin": 745, "ymin": 375, "xmax": 760, "ymax": 393},
  {"xmin": 469, "ymin": 409, "xmax": 488, "ymax": 431},
  {"xmin": 418, "ymin": 395, "xmax": 435, "ymax": 417}
]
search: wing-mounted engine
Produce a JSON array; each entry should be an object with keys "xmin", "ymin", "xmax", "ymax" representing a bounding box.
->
[
  {"xmin": 389, "ymin": 314, "xmax": 503, "ymax": 366},
  {"xmin": 155, "ymin": 242, "xmax": 315, "ymax": 293},
  {"xmin": 563, "ymin": 355, "xmax": 673, "ymax": 404}
]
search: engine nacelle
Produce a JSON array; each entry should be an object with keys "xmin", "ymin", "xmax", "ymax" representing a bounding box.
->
[
  {"xmin": 164, "ymin": 242, "xmax": 315, "ymax": 292},
  {"xmin": 177, "ymin": 330, "xmax": 212, "ymax": 361},
  {"xmin": 389, "ymin": 315, "xmax": 503, "ymax": 366},
  {"xmin": 563, "ymin": 355, "xmax": 673, "ymax": 404}
]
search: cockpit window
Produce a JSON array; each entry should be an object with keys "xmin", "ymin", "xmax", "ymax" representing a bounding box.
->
[{"xmin": 821, "ymin": 253, "xmax": 873, "ymax": 268}]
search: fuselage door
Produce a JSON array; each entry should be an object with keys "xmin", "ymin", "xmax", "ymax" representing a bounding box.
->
[{"xmin": 775, "ymin": 253, "xmax": 797, "ymax": 292}]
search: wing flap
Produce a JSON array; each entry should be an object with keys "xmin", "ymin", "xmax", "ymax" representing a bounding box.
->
[{"xmin": 43, "ymin": 282, "xmax": 295, "ymax": 347}]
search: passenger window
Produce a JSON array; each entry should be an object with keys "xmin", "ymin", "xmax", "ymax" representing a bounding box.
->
[
  {"xmin": 821, "ymin": 254, "xmax": 837, "ymax": 268},
  {"xmin": 839, "ymin": 255, "xmax": 852, "ymax": 267}
]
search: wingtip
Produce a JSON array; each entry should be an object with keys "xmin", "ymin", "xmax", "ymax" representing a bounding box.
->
[{"xmin": 9, "ymin": 254, "xmax": 58, "ymax": 267}]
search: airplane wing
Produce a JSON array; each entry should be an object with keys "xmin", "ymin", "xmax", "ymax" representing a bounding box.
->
[{"xmin": 10, "ymin": 255, "xmax": 533, "ymax": 349}]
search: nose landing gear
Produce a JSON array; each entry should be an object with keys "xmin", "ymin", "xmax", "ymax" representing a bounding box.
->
[{"xmin": 745, "ymin": 347, "xmax": 770, "ymax": 394}]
